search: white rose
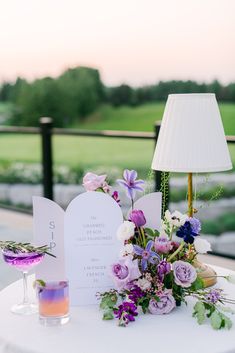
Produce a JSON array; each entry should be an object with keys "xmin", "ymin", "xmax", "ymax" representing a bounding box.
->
[
  {"xmin": 194, "ymin": 238, "xmax": 212, "ymax": 254},
  {"xmin": 119, "ymin": 243, "xmax": 134, "ymax": 258},
  {"xmin": 117, "ymin": 221, "xmax": 135, "ymax": 241},
  {"xmin": 136, "ymin": 278, "xmax": 151, "ymax": 290}
]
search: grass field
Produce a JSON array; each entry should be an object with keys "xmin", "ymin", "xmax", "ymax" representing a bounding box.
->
[{"xmin": 0, "ymin": 103, "xmax": 234, "ymax": 173}]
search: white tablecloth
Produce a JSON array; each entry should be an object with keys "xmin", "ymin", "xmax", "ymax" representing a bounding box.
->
[{"xmin": 0, "ymin": 265, "xmax": 235, "ymax": 353}]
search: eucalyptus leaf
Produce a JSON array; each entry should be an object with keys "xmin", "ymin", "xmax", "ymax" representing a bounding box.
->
[
  {"xmin": 211, "ymin": 311, "xmax": 222, "ymax": 330},
  {"xmin": 103, "ymin": 308, "xmax": 114, "ymax": 320},
  {"xmin": 193, "ymin": 301, "xmax": 206, "ymax": 325}
]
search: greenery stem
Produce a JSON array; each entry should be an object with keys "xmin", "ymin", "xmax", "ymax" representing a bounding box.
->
[{"xmin": 168, "ymin": 242, "xmax": 185, "ymax": 262}]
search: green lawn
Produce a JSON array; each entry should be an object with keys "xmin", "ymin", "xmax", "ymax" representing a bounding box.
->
[
  {"xmin": 0, "ymin": 102, "xmax": 234, "ymax": 174},
  {"xmin": 76, "ymin": 103, "xmax": 235, "ymax": 135}
]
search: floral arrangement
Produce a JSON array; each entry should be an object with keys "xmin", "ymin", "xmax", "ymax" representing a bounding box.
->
[{"xmin": 83, "ymin": 170, "xmax": 235, "ymax": 329}]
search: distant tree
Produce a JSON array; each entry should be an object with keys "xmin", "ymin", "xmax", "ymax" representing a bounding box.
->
[{"xmin": 107, "ymin": 84, "xmax": 135, "ymax": 106}]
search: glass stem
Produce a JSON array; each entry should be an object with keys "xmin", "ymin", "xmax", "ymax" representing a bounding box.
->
[{"xmin": 22, "ymin": 271, "xmax": 29, "ymax": 304}]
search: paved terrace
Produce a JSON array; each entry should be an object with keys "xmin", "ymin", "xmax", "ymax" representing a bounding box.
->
[{"xmin": 0, "ymin": 208, "xmax": 234, "ymax": 291}]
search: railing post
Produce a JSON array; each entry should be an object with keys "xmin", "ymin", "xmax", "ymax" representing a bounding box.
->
[
  {"xmin": 154, "ymin": 122, "xmax": 162, "ymax": 192},
  {"xmin": 40, "ymin": 117, "xmax": 54, "ymax": 200}
]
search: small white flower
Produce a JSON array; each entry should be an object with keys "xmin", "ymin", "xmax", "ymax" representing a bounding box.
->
[
  {"xmin": 226, "ymin": 275, "xmax": 235, "ymax": 284},
  {"xmin": 194, "ymin": 238, "xmax": 212, "ymax": 254},
  {"xmin": 117, "ymin": 221, "xmax": 135, "ymax": 241},
  {"xmin": 136, "ymin": 278, "xmax": 151, "ymax": 291},
  {"xmin": 119, "ymin": 243, "xmax": 134, "ymax": 258},
  {"xmin": 165, "ymin": 210, "xmax": 187, "ymax": 228}
]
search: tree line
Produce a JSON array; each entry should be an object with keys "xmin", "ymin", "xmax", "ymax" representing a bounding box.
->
[{"xmin": 0, "ymin": 66, "xmax": 235, "ymax": 127}]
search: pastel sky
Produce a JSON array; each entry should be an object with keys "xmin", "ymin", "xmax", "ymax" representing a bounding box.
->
[{"xmin": 0, "ymin": 0, "xmax": 235, "ymax": 86}]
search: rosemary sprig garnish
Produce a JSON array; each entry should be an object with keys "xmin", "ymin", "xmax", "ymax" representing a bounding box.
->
[{"xmin": 0, "ymin": 240, "xmax": 56, "ymax": 257}]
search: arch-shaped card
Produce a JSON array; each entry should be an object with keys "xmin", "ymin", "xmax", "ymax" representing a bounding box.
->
[
  {"xmin": 33, "ymin": 196, "xmax": 65, "ymax": 281},
  {"xmin": 134, "ymin": 192, "xmax": 162, "ymax": 231},
  {"xmin": 64, "ymin": 191, "xmax": 123, "ymax": 306}
]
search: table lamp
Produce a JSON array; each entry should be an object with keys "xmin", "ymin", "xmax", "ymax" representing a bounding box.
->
[{"xmin": 151, "ymin": 93, "xmax": 233, "ymax": 287}]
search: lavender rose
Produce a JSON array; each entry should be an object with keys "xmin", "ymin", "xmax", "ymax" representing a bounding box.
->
[
  {"xmin": 172, "ymin": 260, "xmax": 197, "ymax": 288},
  {"xmin": 129, "ymin": 209, "xmax": 146, "ymax": 227},
  {"xmin": 149, "ymin": 290, "xmax": 176, "ymax": 315},
  {"xmin": 111, "ymin": 258, "xmax": 141, "ymax": 290}
]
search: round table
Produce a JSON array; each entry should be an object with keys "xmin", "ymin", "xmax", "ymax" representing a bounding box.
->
[{"xmin": 0, "ymin": 265, "xmax": 235, "ymax": 353}]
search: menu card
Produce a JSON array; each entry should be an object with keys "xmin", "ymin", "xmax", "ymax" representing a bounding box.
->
[
  {"xmin": 64, "ymin": 191, "xmax": 123, "ymax": 305},
  {"xmin": 33, "ymin": 196, "xmax": 66, "ymax": 281}
]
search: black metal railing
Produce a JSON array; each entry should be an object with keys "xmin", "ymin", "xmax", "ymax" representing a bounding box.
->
[{"xmin": 0, "ymin": 118, "xmax": 235, "ymax": 259}]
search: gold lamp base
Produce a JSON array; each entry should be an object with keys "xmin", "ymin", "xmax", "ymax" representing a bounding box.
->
[{"xmin": 193, "ymin": 259, "xmax": 217, "ymax": 288}]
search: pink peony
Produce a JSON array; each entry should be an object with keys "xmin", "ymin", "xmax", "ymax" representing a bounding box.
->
[
  {"xmin": 83, "ymin": 172, "xmax": 109, "ymax": 192},
  {"xmin": 154, "ymin": 236, "xmax": 172, "ymax": 254}
]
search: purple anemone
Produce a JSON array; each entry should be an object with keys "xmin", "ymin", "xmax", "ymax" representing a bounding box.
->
[
  {"xmin": 117, "ymin": 169, "xmax": 144, "ymax": 200},
  {"xmin": 133, "ymin": 240, "xmax": 160, "ymax": 271}
]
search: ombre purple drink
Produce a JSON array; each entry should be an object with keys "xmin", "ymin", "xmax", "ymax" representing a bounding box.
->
[
  {"xmin": 38, "ymin": 281, "xmax": 69, "ymax": 325},
  {"xmin": 2, "ymin": 250, "xmax": 44, "ymax": 271}
]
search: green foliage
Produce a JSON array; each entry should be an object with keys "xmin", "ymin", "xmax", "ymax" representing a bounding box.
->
[
  {"xmin": 193, "ymin": 301, "xmax": 206, "ymax": 324},
  {"xmin": 202, "ymin": 212, "xmax": 235, "ymax": 235},
  {"xmin": 190, "ymin": 277, "xmax": 204, "ymax": 291},
  {"xmin": 6, "ymin": 67, "xmax": 103, "ymax": 127},
  {"xmin": 99, "ymin": 291, "xmax": 118, "ymax": 321},
  {"xmin": 193, "ymin": 301, "xmax": 232, "ymax": 330}
]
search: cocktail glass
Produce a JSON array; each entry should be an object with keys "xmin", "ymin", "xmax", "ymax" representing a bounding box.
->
[
  {"xmin": 2, "ymin": 250, "xmax": 44, "ymax": 315},
  {"xmin": 37, "ymin": 281, "xmax": 69, "ymax": 326}
]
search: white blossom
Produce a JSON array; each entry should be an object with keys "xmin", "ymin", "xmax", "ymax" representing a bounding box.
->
[
  {"xmin": 165, "ymin": 210, "xmax": 187, "ymax": 228},
  {"xmin": 136, "ymin": 278, "xmax": 151, "ymax": 290},
  {"xmin": 117, "ymin": 221, "xmax": 135, "ymax": 241},
  {"xmin": 194, "ymin": 238, "xmax": 212, "ymax": 254}
]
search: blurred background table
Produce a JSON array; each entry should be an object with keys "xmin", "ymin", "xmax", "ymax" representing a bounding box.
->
[{"xmin": 0, "ymin": 265, "xmax": 235, "ymax": 353}]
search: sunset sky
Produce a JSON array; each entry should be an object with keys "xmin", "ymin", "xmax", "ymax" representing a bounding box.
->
[{"xmin": 0, "ymin": 0, "xmax": 235, "ymax": 86}]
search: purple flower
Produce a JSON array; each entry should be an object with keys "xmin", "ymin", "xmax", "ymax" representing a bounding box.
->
[
  {"xmin": 176, "ymin": 221, "xmax": 199, "ymax": 244},
  {"xmin": 111, "ymin": 258, "xmax": 141, "ymax": 290},
  {"xmin": 188, "ymin": 217, "xmax": 201, "ymax": 234},
  {"xmin": 129, "ymin": 209, "xmax": 146, "ymax": 227},
  {"xmin": 149, "ymin": 290, "xmax": 176, "ymax": 315},
  {"xmin": 154, "ymin": 236, "xmax": 172, "ymax": 254},
  {"xmin": 114, "ymin": 301, "xmax": 138, "ymax": 326},
  {"xmin": 112, "ymin": 191, "xmax": 120, "ymax": 204},
  {"xmin": 157, "ymin": 259, "xmax": 171, "ymax": 281},
  {"xmin": 117, "ymin": 169, "xmax": 144, "ymax": 200},
  {"xmin": 133, "ymin": 240, "xmax": 160, "ymax": 271},
  {"xmin": 205, "ymin": 289, "xmax": 223, "ymax": 304},
  {"xmin": 172, "ymin": 260, "xmax": 197, "ymax": 288},
  {"xmin": 127, "ymin": 284, "xmax": 145, "ymax": 303}
]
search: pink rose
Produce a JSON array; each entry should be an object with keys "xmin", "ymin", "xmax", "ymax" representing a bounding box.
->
[{"xmin": 83, "ymin": 172, "xmax": 109, "ymax": 192}]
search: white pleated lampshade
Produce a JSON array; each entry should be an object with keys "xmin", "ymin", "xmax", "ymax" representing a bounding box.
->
[{"xmin": 151, "ymin": 93, "xmax": 232, "ymax": 173}]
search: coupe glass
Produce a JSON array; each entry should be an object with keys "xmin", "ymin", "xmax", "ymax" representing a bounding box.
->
[{"xmin": 2, "ymin": 250, "xmax": 44, "ymax": 315}]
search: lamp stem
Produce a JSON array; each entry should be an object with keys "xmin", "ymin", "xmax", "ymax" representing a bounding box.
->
[{"xmin": 188, "ymin": 173, "xmax": 193, "ymax": 217}]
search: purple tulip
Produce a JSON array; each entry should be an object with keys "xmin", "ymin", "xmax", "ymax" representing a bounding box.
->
[
  {"xmin": 111, "ymin": 258, "xmax": 141, "ymax": 290},
  {"xmin": 172, "ymin": 260, "xmax": 197, "ymax": 288},
  {"xmin": 157, "ymin": 259, "xmax": 171, "ymax": 281},
  {"xmin": 129, "ymin": 209, "xmax": 146, "ymax": 227},
  {"xmin": 149, "ymin": 290, "xmax": 176, "ymax": 315}
]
